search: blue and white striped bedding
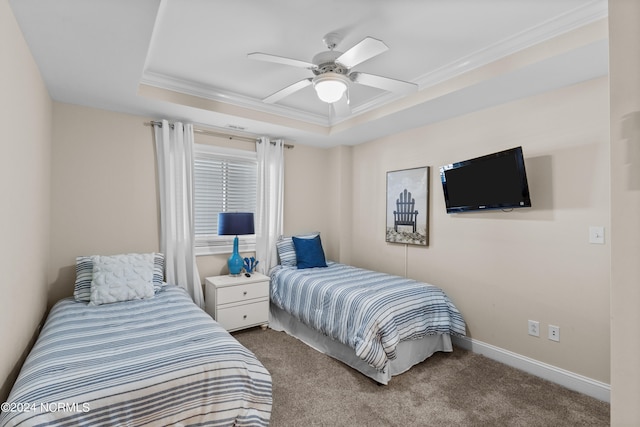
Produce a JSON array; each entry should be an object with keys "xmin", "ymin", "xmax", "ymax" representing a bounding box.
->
[
  {"xmin": 1, "ymin": 285, "xmax": 272, "ymax": 427},
  {"xmin": 270, "ymin": 262, "xmax": 466, "ymax": 370}
]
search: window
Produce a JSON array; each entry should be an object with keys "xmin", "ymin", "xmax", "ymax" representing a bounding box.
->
[{"xmin": 193, "ymin": 144, "xmax": 257, "ymax": 255}]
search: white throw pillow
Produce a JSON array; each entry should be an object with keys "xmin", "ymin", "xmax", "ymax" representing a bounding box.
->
[{"xmin": 89, "ymin": 253, "xmax": 155, "ymax": 306}]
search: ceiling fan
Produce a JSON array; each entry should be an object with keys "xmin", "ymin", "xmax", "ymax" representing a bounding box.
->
[{"xmin": 248, "ymin": 32, "xmax": 418, "ymax": 111}]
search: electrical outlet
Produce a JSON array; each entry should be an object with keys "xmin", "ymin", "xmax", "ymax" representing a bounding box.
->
[
  {"xmin": 528, "ymin": 320, "xmax": 539, "ymax": 337},
  {"xmin": 548, "ymin": 325, "xmax": 560, "ymax": 342}
]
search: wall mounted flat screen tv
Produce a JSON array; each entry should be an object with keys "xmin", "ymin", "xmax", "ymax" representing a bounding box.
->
[{"xmin": 440, "ymin": 146, "xmax": 531, "ymax": 213}]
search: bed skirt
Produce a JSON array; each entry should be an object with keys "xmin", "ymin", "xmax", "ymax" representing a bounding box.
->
[{"xmin": 269, "ymin": 304, "xmax": 453, "ymax": 385}]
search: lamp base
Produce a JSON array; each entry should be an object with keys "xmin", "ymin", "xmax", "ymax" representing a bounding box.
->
[{"xmin": 227, "ymin": 236, "xmax": 244, "ymax": 276}]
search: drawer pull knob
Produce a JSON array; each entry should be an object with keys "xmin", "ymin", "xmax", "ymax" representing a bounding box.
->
[
  {"xmin": 243, "ymin": 315, "xmax": 247, "ymax": 319},
  {"xmin": 243, "ymin": 291, "xmax": 247, "ymax": 296}
]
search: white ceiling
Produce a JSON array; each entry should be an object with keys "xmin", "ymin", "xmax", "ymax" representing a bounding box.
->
[{"xmin": 9, "ymin": 0, "xmax": 608, "ymax": 147}]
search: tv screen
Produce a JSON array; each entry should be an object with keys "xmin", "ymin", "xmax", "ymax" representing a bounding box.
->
[{"xmin": 440, "ymin": 146, "xmax": 531, "ymax": 213}]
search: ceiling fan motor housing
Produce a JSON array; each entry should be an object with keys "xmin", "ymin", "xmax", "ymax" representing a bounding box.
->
[{"xmin": 312, "ymin": 50, "xmax": 348, "ymax": 76}]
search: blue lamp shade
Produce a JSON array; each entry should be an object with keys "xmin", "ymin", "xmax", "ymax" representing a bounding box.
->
[{"xmin": 217, "ymin": 212, "xmax": 255, "ymax": 276}]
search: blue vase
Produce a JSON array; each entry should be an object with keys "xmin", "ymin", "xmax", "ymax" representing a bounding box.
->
[{"xmin": 227, "ymin": 236, "xmax": 243, "ymax": 275}]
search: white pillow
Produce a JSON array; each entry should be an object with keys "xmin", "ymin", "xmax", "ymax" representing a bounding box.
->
[
  {"xmin": 74, "ymin": 253, "xmax": 165, "ymax": 302},
  {"xmin": 89, "ymin": 253, "xmax": 155, "ymax": 306}
]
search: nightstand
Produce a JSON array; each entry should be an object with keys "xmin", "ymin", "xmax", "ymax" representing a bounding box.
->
[{"xmin": 204, "ymin": 272, "xmax": 270, "ymax": 332}]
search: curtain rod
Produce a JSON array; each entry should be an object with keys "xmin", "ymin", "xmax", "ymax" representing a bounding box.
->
[{"xmin": 145, "ymin": 121, "xmax": 294, "ymax": 149}]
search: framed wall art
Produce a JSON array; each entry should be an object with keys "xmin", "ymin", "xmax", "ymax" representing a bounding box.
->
[{"xmin": 386, "ymin": 166, "xmax": 429, "ymax": 246}]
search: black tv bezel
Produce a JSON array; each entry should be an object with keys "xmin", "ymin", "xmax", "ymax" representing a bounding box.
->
[{"xmin": 439, "ymin": 146, "xmax": 531, "ymax": 214}]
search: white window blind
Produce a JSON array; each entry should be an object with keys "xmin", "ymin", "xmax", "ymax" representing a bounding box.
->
[{"xmin": 193, "ymin": 144, "xmax": 257, "ymax": 255}]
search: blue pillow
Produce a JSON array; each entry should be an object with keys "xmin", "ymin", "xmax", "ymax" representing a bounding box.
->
[
  {"xmin": 276, "ymin": 232, "xmax": 319, "ymax": 267},
  {"xmin": 292, "ymin": 235, "xmax": 327, "ymax": 269}
]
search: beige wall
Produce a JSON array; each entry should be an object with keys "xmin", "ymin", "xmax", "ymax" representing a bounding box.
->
[
  {"xmin": 348, "ymin": 77, "xmax": 611, "ymax": 383},
  {"xmin": 48, "ymin": 105, "xmax": 335, "ymax": 296},
  {"xmin": 0, "ymin": 0, "xmax": 52, "ymax": 400},
  {"xmin": 326, "ymin": 146, "xmax": 354, "ymax": 265},
  {"xmin": 282, "ymin": 143, "xmax": 335, "ymax": 244},
  {"xmin": 49, "ymin": 104, "xmax": 160, "ymax": 305},
  {"xmin": 609, "ymin": 0, "xmax": 640, "ymax": 424}
]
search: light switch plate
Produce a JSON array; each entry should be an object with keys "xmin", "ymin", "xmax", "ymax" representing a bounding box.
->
[{"xmin": 589, "ymin": 226, "xmax": 605, "ymax": 244}]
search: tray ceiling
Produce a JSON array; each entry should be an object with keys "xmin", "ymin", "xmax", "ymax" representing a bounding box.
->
[{"xmin": 10, "ymin": 0, "xmax": 608, "ymax": 146}]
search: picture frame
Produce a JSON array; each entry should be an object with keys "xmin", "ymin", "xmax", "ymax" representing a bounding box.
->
[{"xmin": 386, "ymin": 166, "xmax": 429, "ymax": 246}]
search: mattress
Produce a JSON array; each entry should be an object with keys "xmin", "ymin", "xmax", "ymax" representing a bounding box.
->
[
  {"xmin": 270, "ymin": 262, "xmax": 466, "ymax": 371},
  {"xmin": 0, "ymin": 285, "xmax": 272, "ymax": 427}
]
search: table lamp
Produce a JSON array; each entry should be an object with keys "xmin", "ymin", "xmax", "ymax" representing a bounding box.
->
[{"xmin": 217, "ymin": 212, "xmax": 255, "ymax": 276}]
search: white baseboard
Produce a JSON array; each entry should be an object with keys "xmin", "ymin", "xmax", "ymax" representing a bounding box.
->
[{"xmin": 452, "ymin": 336, "xmax": 610, "ymax": 403}]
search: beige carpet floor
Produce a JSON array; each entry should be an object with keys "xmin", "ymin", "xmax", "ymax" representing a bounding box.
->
[{"xmin": 233, "ymin": 327, "xmax": 609, "ymax": 427}]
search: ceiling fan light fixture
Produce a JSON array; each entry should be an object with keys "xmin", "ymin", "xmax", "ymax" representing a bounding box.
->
[{"xmin": 313, "ymin": 72, "xmax": 348, "ymax": 103}]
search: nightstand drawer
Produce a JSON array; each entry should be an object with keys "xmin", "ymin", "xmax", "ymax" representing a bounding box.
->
[
  {"xmin": 217, "ymin": 281, "xmax": 269, "ymax": 305},
  {"xmin": 217, "ymin": 300, "xmax": 269, "ymax": 331}
]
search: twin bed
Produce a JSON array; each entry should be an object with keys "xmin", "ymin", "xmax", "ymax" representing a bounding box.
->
[
  {"xmin": 2, "ymin": 242, "xmax": 465, "ymax": 426},
  {"xmin": 1, "ymin": 254, "xmax": 272, "ymax": 427},
  {"xmin": 269, "ymin": 234, "xmax": 466, "ymax": 385}
]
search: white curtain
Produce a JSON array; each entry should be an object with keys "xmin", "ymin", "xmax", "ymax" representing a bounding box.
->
[
  {"xmin": 255, "ymin": 137, "xmax": 285, "ymax": 274},
  {"xmin": 154, "ymin": 120, "xmax": 204, "ymax": 308}
]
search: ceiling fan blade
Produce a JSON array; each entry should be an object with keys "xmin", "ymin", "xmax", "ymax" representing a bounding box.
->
[
  {"xmin": 351, "ymin": 72, "xmax": 418, "ymax": 94},
  {"xmin": 336, "ymin": 37, "xmax": 388, "ymax": 68},
  {"xmin": 331, "ymin": 96, "xmax": 351, "ymax": 117},
  {"xmin": 263, "ymin": 78, "xmax": 313, "ymax": 104},
  {"xmin": 248, "ymin": 52, "xmax": 316, "ymax": 69}
]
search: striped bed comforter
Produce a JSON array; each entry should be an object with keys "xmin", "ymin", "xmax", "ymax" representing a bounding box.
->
[
  {"xmin": 270, "ymin": 262, "xmax": 466, "ymax": 370},
  {"xmin": 0, "ymin": 285, "xmax": 272, "ymax": 427}
]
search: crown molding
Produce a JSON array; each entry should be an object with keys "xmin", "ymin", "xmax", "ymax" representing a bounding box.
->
[
  {"xmin": 415, "ymin": 1, "xmax": 608, "ymax": 89},
  {"xmin": 141, "ymin": 1, "xmax": 608, "ymax": 128},
  {"xmin": 140, "ymin": 71, "xmax": 330, "ymax": 127}
]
